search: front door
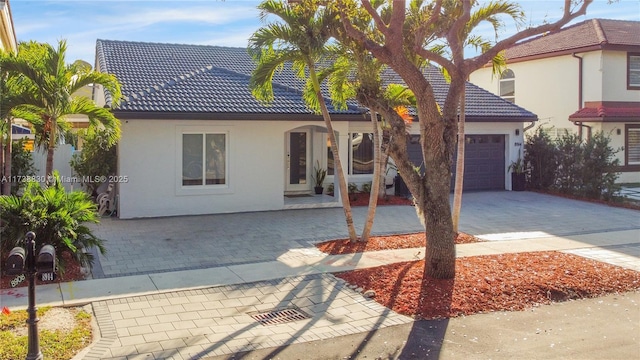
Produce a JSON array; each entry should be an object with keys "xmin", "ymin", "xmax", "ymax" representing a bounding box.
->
[{"xmin": 286, "ymin": 131, "xmax": 310, "ymax": 192}]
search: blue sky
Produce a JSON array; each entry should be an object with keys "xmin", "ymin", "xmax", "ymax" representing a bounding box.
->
[{"xmin": 9, "ymin": 0, "xmax": 640, "ymax": 64}]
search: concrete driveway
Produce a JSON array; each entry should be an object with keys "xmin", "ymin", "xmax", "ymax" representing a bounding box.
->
[{"xmin": 89, "ymin": 191, "xmax": 640, "ymax": 279}]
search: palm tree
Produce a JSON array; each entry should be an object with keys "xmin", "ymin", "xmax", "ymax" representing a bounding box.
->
[
  {"xmin": 325, "ymin": 41, "xmax": 416, "ymax": 241},
  {"xmin": 0, "ymin": 46, "xmax": 37, "ymax": 194},
  {"xmin": 0, "ymin": 40, "xmax": 122, "ymax": 176},
  {"xmin": 436, "ymin": 0, "xmax": 524, "ymax": 233},
  {"xmin": 249, "ymin": 0, "xmax": 358, "ymax": 242}
]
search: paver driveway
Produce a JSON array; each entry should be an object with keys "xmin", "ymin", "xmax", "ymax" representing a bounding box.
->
[{"xmin": 90, "ymin": 191, "xmax": 640, "ymax": 278}]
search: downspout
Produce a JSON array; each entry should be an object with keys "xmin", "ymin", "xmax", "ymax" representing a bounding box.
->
[
  {"xmin": 572, "ymin": 53, "xmax": 583, "ymax": 109},
  {"xmin": 572, "ymin": 53, "xmax": 584, "ymax": 138}
]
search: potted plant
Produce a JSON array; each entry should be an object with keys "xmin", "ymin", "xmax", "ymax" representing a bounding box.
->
[
  {"xmin": 312, "ymin": 161, "xmax": 327, "ymax": 195},
  {"xmin": 508, "ymin": 151, "xmax": 526, "ymax": 191}
]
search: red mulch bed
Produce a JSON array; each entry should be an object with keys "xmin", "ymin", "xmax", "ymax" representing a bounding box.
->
[
  {"xmin": 336, "ymin": 252, "xmax": 640, "ymax": 320},
  {"xmin": 1, "ymin": 252, "xmax": 86, "ymax": 289},
  {"xmin": 316, "ymin": 232, "xmax": 483, "ymax": 255},
  {"xmin": 338, "ymin": 193, "xmax": 413, "ymax": 207}
]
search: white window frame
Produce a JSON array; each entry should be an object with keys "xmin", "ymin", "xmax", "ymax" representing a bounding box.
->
[
  {"xmin": 626, "ymin": 125, "xmax": 640, "ymax": 165},
  {"xmin": 628, "ymin": 53, "xmax": 640, "ymax": 90},
  {"xmin": 175, "ymin": 126, "xmax": 232, "ymax": 196},
  {"xmin": 499, "ymin": 69, "xmax": 515, "ymax": 103}
]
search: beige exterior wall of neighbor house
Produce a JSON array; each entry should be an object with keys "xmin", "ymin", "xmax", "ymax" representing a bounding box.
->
[
  {"xmin": 601, "ymin": 50, "xmax": 640, "ymax": 102},
  {"xmin": 469, "ymin": 54, "xmax": 579, "ymax": 137},
  {"xmin": 584, "ymin": 122, "xmax": 638, "ymax": 184}
]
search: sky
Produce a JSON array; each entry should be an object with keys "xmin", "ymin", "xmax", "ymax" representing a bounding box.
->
[{"xmin": 8, "ymin": 0, "xmax": 640, "ymax": 64}]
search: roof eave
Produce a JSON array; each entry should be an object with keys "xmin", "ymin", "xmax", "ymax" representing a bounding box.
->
[
  {"xmin": 464, "ymin": 116, "xmax": 538, "ymax": 123},
  {"xmin": 570, "ymin": 116, "xmax": 640, "ymax": 123},
  {"xmin": 113, "ymin": 111, "xmax": 369, "ymax": 122}
]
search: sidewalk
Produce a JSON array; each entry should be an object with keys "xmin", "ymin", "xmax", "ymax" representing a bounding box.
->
[{"xmin": 3, "ymin": 229, "xmax": 638, "ymax": 310}]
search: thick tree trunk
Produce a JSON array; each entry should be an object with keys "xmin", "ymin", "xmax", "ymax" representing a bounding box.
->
[
  {"xmin": 419, "ymin": 159, "xmax": 456, "ymax": 279},
  {"xmin": 361, "ymin": 111, "xmax": 381, "ymax": 241}
]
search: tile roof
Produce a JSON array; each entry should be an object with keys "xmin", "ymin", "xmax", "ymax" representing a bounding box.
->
[
  {"xmin": 96, "ymin": 39, "xmax": 536, "ymax": 121},
  {"xmin": 569, "ymin": 102, "xmax": 640, "ymax": 121},
  {"xmin": 505, "ymin": 19, "xmax": 640, "ymax": 61}
]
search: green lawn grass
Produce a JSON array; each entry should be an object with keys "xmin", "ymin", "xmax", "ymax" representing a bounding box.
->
[{"xmin": 0, "ymin": 307, "xmax": 93, "ymax": 360}]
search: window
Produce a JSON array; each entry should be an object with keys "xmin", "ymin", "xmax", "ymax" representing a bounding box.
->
[
  {"xmin": 350, "ymin": 133, "xmax": 375, "ymax": 174},
  {"xmin": 326, "ymin": 132, "xmax": 375, "ymax": 175},
  {"xmin": 626, "ymin": 125, "xmax": 640, "ymax": 165},
  {"xmin": 182, "ymin": 133, "xmax": 226, "ymax": 186},
  {"xmin": 499, "ymin": 69, "xmax": 515, "ymax": 103},
  {"xmin": 628, "ymin": 53, "xmax": 640, "ymax": 90}
]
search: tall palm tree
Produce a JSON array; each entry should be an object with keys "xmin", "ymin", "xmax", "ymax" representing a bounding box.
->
[
  {"xmin": 249, "ymin": 0, "xmax": 358, "ymax": 242},
  {"xmin": 0, "ymin": 40, "xmax": 122, "ymax": 176},
  {"xmin": 325, "ymin": 41, "xmax": 416, "ymax": 241},
  {"xmin": 440, "ymin": 0, "xmax": 524, "ymax": 233}
]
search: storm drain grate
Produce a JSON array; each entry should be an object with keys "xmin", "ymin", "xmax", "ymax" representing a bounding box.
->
[{"xmin": 249, "ymin": 307, "xmax": 311, "ymax": 326}]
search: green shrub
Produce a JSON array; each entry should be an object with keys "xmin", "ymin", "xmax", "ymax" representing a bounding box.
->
[
  {"xmin": 0, "ymin": 171, "xmax": 106, "ymax": 273},
  {"xmin": 523, "ymin": 129, "xmax": 620, "ymax": 201},
  {"xmin": 1, "ymin": 138, "xmax": 37, "ymax": 195},
  {"xmin": 524, "ymin": 128, "xmax": 556, "ymax": 190},
  {"xmin": 70, "ymin": 128, "xmax": 116, "ymax": 196},
  {"xmin": 581, "ymin": 132, "xmax": 620, "ymax": 200},
  {"xmin": 554, "ymin": 131, "xmax": 583, "ymax": 194}
]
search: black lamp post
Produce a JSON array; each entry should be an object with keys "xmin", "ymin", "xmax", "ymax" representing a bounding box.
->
[{"xmin": 6, "ymin": 231, "xmax": 56, "ymax": 360}]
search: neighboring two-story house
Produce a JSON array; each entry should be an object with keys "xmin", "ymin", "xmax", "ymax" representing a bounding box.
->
[{"xmin": 470, "ymin": 19, "xmax": 640, "ymax": 183}]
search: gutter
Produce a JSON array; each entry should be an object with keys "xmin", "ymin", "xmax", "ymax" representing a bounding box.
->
[
  {"xmin": 572, "ymin": 53, "xmax": 583, "ymax": 109},
  {"xmin": 572, "ymin": 53, "xmax": 584, "ymax": 137}
]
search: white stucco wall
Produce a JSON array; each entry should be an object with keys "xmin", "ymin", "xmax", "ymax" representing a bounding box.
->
[
  {"xmin": 117, "ymin": 117, "xmax": 522, "ymax": 218},
  {"xmin": 117, "ymin": 118, "xmax": 351, "ymax": 219},
  {"xmin": 586, "ymin": 122, "xmax": 639, "ymax": 184}
]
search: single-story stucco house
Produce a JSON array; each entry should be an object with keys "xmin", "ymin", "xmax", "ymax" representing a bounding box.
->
[{"xmin": 94, "ymin": 39, "xmax": 537, "ymax": 219}]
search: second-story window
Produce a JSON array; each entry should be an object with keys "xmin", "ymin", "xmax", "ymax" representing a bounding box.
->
[
  {"xmin": 628, "ymin": 53, "xmax": 640, "ymax": 90},
  {"xmin": 499, "ymin": 69, "xmax": 515, "ymax": 103}
]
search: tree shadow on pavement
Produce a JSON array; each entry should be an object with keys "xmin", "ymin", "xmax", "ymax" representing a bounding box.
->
[{"xmin": 397, "ymin": 271, "xmax": 453, "ymax": 358}]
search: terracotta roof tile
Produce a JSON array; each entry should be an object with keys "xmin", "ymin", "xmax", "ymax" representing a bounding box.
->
[{"xmin": 506, "ymin": 19, "xmax": 640, "ymax": 60}]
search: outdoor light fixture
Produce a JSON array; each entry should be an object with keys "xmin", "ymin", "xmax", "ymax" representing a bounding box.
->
[{"xmin": 5, "ymin": 232, "xmax": 56, "ymax": 360}]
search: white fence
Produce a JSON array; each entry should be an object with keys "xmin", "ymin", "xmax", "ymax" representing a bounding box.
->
[{"xmin": 31, "ymin": 144, "xmax": 81, "ymax": 192}]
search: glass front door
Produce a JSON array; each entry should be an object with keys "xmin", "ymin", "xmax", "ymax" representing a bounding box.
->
[{"xmin": 286, "ymin": 131, "xmax": 310, "ymax": 192}]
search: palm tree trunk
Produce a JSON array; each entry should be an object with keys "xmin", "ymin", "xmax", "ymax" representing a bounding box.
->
[
  {"xmin": 309, "ymin": 66, "xmax": 358, "ymax": 242},
  {"xmin": 378, "ymin": 130, "xmax": 391, "ymax": 200},
  {"xmin": 452, "ymin": 86, "xmax": 465, "ymax": 233},
  {"xmin": 361, "ymin": 111, "xmax": 381, "ymax": 241},
  {"xmin": 45, "ymin": 118, "xmax": 56, "ymax": 177}
]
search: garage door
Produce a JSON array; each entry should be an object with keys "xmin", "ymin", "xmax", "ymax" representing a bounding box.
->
[{"xmin": 406, "ymin": 134, "xmax": 505, "ymax": 191}]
